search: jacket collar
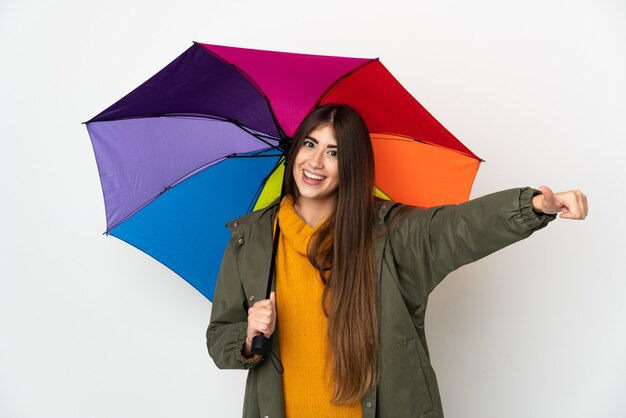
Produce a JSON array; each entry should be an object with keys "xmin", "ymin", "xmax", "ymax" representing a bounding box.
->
[
  {"xmin": 225, "ymin": 198, "xmax": 280, "ymax": 232},
  {"xmin": 226, "ymin": 198, "xmax": 399, "ymax": 231}
]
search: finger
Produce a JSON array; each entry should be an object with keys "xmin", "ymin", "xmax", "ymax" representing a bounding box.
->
[
  {"xmin": 253, "ymin": 298, "xmax": 274, "ymax": 309},
  {"xmin": 249, "ymin": 317, "xmax": 271, "ymax": 330},
  {"xmin": 572, "ymin": 194, "xmax": 584, "ymax": 219},
  {"xmin": 539, "ymin": 185, "xmax": 554, "ymax": 202},
  {"xmin": 560, "ymin": 211, "xmax": 582, "ymax": 220},
  {"xmin": 257, "ymin": 320, "xmax": 274, "ymax": 335},
  {"xmin": 269, "ymin": 293, "xmax": 276, "ymax": 315},
  {"xmin": 580, "ymin": 193, "xmax": 589, "ymax": 218},
  {"xmin": 248, "ymin": 319, "xmax": 272, "ymax": 332},
  {"xmin": 568, "ymin": 190, "xmax": 588, "ymax": 219},
  {"xmin": 250, "ymin": 321, "xmax": 271, "ymax": 335},
  {"xmin": 251, "ymin": 302, "xmax": 273, "ymax": 313},
  {"xmin": 564, "ymin": 197, "xmax": 579, "ymax": 218},
  {"xmin": 539, "ymin": 185, "xmax": 561, "ymax": 213},
  {"xmin": 571, "ymin": 191, "xmax": 589, "ymax": 219},
  {"xmin": 559, "ymin": 200, "xmax": 583, "ymax": 220},
  {"xmin": 249, "ymin": 306, "xmax": 273, "ymax": 320}
]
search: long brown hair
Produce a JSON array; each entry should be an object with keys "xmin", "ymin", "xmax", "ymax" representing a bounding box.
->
[{"xmin": 283, "ymin": 104, "xmax": 380, "ymax": 404}]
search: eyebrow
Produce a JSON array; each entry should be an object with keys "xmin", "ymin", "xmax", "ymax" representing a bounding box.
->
[{"xmin": 305, "ymin": 135, "xmax": 338, "ymax": 149}]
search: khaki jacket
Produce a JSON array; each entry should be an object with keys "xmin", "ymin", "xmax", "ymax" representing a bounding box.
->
[{"xmin": 207, "ymin": 188, "xmax": 555, "ymax": 418}]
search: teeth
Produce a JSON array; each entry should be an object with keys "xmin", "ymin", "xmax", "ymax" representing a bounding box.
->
[{"xmin": 304, "ymin": 170, "xmax": 324, "ymax": 181}]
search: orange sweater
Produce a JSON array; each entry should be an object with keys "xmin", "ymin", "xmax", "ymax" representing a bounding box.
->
[{"xmin": 275, "ymin": 196, "xmax": 361, "ymax": 418}]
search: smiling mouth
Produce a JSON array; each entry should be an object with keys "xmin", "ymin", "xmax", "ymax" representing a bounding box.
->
[{"xmin": 303, "ymin": 170, "xmax": 325, "ymax": 181}]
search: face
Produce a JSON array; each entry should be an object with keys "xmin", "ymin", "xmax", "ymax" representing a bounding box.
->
[{"xmin": 292, "ymin": 124, "xmax": 339, "ymax": 208}]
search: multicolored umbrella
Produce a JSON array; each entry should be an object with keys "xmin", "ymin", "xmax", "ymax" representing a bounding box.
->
[{"xmin": 85, "ymin": 42, "xmax": 481, "ymax": 300}]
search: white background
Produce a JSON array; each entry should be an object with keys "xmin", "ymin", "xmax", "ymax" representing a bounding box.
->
[{"xmin": 1, "ymin": 0, "xmax": 624, "ymax": 417}]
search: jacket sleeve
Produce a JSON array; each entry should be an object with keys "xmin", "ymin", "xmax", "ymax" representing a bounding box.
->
[
  {"xmin": 206, "ymin": 238, "xmax": 262, "ymax": 370},
  {"xmin": 388, "ymin": 187, "xmax": 557, "ymax": 298}
]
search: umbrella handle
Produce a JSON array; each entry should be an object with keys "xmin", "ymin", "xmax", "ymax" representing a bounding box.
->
[{"xmin": 251, "ymin": 333, "xmax": 270, "ymax": 356}]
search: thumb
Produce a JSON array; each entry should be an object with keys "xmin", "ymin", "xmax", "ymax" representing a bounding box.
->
[
  {"xmin": 539, "ymin": 185, "xmax": 554, "ymax": 202},
  {"xmin": 539, "ymin": 185, "xmax": 559, "ymax": 212},
  {"xmin": 270, "ymin": 291, "xmax": 276, "ymax": 307}
]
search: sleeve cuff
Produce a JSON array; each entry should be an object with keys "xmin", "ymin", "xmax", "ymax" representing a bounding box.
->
[
  {"xmin": 233, "ymin": 324, "xmax": 263, "ymax": 369},
  {"xmin": 519, "ymin": 187, "xmax": 557, "ymax": 229}
]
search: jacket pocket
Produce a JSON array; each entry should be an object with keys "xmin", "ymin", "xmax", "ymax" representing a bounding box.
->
[
  {"xmin": 378, "ymin": 336, "xmax": 438, "ymax": 417},
  {"xmin": 405, "ymin": 337, "xmax": 437, "ymax": 413}
]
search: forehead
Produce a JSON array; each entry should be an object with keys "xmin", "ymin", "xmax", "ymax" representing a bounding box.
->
[{"xmin": 305, "ymin": 125, "xmax": 337, "ymax": 146}]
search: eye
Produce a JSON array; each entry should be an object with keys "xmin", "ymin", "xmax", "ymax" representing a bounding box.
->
[
  {"xmin": 327, "ymin": 150, "xmax": 338, "ymax": 158},
  {"xmin": 303, "ymin": 140, "xmax": 315, "ymax": 149}
]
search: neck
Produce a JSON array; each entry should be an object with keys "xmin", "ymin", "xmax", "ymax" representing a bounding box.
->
[{"xmin": 293, "ymin": 195, "xmax": 336, "ymax": 228}]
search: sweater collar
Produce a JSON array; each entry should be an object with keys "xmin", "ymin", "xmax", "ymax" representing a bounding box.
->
[{"xmin": 277, "ymin": 195, "xmax": 324, "ymax": 255}]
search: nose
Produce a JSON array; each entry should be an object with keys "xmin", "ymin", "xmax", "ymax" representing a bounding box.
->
[{"xmin": 309, "ymin": 149, "xmax": 324, "ymax": 169}]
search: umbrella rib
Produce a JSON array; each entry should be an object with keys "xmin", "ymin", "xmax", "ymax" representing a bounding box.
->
[
  {"xmin": 86, "ymin": 112, "xmax": 284, "ymax": 154},
  {"xmin": 232, "ymin": 121, "xmax": 283, "ymax": 150},
  {"xmin": 84, "ymin": 112, "xmax": 234, "ymax": 125},
  {"xmin": 168, "ymin": 150, "xmax": 282, "ymax": 190},
  {"xmin": 166, "ymin": 113, "xmax": 280, "ymax": 141},
  {"xmin": 84, "ymin": 113, "xmax": 280, "ymax": 141},
  {"xmin": 104, "ymin": 186, "xmax": 173, "ymax": 235},
  {"xmin": 104, "ymin": 150, "xmax": 282, "ymax": 235},
  {"xmin": 371, "ymin": 132, "xmax": 485, "ymax": 162},
  {"xmin": 313, "ymin": 58, "xmax": 379, "ymax": 108},
  {"xmin": 196, "ymin": 42, "xmax": 288, "ymax": 141},
  {"xmin": 227, "ymin": 153, "xmax": 282, "ymax": 158},
  {"xmin": 246, "ymin": 156, "xmax": 285, "ymax": 214},
  {"xmin": 103, "ymin": 154, "xmax": 227, "ymax": 234}
]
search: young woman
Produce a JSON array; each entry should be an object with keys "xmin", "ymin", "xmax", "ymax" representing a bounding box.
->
[{"xmin": 207, "ymin": 104, "xmax": 588, "ymax": 418}]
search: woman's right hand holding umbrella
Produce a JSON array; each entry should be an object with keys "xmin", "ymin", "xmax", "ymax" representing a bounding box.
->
[{"xmin": 243, "ymin": 292, "xmax": 276, "ymax": 358}]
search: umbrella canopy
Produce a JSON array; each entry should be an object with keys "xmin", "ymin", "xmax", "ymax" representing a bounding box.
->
[{"xmin": 86, "ymin": 42, "xmax": 481, "ymax": 300}]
